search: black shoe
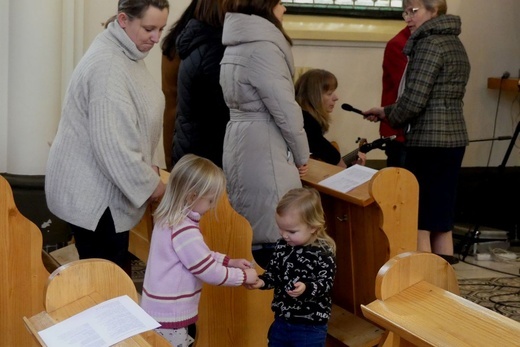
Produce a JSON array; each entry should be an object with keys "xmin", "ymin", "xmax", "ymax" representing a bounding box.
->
[{"xmin": 436, "ymin": 254, "xmax": 460, "ymax": 265}]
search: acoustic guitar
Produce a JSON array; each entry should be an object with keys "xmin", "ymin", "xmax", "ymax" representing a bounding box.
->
[{"xmin": 341, "ymin": 135, "xmax": 397, "ymax": 167}]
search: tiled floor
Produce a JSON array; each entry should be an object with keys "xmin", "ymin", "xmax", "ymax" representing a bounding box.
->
[
  {"xmin": 453, "ymin": 253, "xmax": 520, "ymax": 279},
  {"xmin": 49, "ymin": 243, "xmax": 79, "ymax": 265}
]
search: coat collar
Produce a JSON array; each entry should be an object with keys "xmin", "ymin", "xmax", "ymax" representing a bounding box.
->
[
  {"xmin": 222, "ymin": 13, "xmax": 294, "ymax": 76},
  {"xmin": 403, "ymin": 14, "xmax": 462, "ymax": 56}
]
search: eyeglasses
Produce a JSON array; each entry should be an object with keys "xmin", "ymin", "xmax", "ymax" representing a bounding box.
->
[{"xmin": 402, "ymin": 7, "xmax": 420, "ymax": 19}]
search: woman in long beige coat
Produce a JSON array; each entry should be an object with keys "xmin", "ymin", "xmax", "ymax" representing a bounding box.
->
[{"xmin": 219, "ymin": 0, "xmax": 309, "ymax": 268}]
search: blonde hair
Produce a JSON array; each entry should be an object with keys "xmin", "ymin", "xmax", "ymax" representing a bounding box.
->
[
  {"xmin": 276, "ymin": 187, "xmax": 336, "ymax": 255},
  {"xmin": 295, "ymin": 69, "xmax": 338, "ymax": 132},
  {"xmin": 153, "ymin": 154, "xmax": 226, "ymax": 227}
]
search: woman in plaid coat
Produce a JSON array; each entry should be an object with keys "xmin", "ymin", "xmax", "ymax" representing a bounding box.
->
[{"xmin": 363, "ymin": 0, "xmax": 470, "ymax": 264}]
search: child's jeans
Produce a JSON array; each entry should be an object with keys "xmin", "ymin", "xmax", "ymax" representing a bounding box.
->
[{"xmin": 267, "ymin": 318, "xmax": 327, "ymax": 347}]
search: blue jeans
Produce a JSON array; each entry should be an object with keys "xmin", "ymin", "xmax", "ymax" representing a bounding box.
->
[{"xmin": 267, "ymin": 318, "xmax": 327, "ymax": 347}]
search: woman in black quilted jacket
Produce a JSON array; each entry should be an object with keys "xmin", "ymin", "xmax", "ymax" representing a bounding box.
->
[{"xmin": 172, "ymin": 0, "xmax": 229, "ymax": 168}]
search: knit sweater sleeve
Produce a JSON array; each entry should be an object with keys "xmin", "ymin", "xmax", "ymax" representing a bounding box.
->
[
  {"xmin": 89, "ymin": 86, "xmax": 160, "ymax": 207},
  {"xmin": 173, "ymin": 224, "xmax": 245, "ymax": 286},
  {"xmin": 86, "ymin": 24, "xmax": 162, "ymax": 208}
]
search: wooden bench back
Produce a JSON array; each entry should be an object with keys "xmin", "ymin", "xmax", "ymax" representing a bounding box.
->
[
  {"xmin": 44, "ymin": 258, "xmax": 139, "ymax": 312},
  {"xmin": 0, "ymin": 175, "xmax": 49, "ymax": 347},
  {"xmin": 369, "ymin": 168, "xmax": 419, "ymax": 259},
  {"xmin": 367, "ymin": 251, "xmax": 459, "ymax": 347},
  {"xmin": 375, "ymin": 251, "xmax": 459, "ymax": 300},
  {"xmin": 361, "ymin": 251, "xmax": 520, "ymax": 347},
  {"xmin": 24, "ymin": 258, "xmax": 171, "ymax": 346},
  {"xmin": 195, "ymin": 192, "xmax": 273, "ymax": 347}
]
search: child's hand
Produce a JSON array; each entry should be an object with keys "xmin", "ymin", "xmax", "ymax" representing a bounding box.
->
[
  {"xmin": 244, "ymin": 278, "xmax": 264, "ymax": 290},
  {"xmin": 287, "ymin": 282, "xmax": 306, "ymax": 298},
  {"xmin": 228, "ymin": 258, "xmax": 254, "ymax": 269},
  {"xmin": 243, "ymin": 268, "xmax": 259, "ymax": 285}
]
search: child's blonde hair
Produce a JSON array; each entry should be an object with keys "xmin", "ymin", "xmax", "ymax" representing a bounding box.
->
[
  {"xmin": 154, "ymin": 154, "xmax": 226, "ymax": 227},
  {"xmin": 276, "ymin": 187, "xmax": 336, "ymax": 255}
]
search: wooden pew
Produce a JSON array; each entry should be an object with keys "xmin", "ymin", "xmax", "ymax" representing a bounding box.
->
[
  {"xmin": 301, "ymin": 160, "xmax": 418, "ymax": 314},
  {"xmin": 301, "ymin": 160, "xmax": 419, "ymax": 346},
  {"xmin": 195, "ymin": 192, "xmax": 273, "ymax": 347},
  {"xmin": 0, "ymin": 175, "xmax": 49, "ymax": 347},
  {"xmin": 130, "ymin": 163, "xmax": 419, "ymax": 347},
  {"xmin": 361, "ymin": 251, "xmax": 520, "ymax": 347},
  {"xmin": 129, "ymin": 171, "xmax": 273, "ymax": 347},
  {"xmin": 23, "ymin": 258, "xmax": 170, "ymax": 346}
]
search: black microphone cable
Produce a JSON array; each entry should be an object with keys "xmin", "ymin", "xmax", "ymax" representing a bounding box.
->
[{"xmin": 486, "ymin": 71, "xmax": 510, "ymax": 166}]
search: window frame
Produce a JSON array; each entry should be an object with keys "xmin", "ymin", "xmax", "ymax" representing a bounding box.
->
[{"xmin": 284, "ymin": 1, "xmax": 403, "ymax": 20}]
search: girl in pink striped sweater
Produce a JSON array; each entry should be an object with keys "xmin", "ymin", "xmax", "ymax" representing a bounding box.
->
[{"xmin": 140, "ymin": 154, "xmax": 258, "ymax": 346}]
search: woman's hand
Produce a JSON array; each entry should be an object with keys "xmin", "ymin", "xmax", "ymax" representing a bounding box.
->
[
  {"xmin": 148, "ymin": 180, "xmax": 165, "ymax": 203},
  {"xmin": 297, "ymin": 163, "xmax": 308, "ymax": 177},
  {"xmin": 363, "ymin": 107, "xmax": 385, "ymax": 122},
  {"xmin": 148, "ymin": 165, "xmax": 165, "ymax": 203},
  {"xmin": 357, "ymin": 152, "xmax": 367, "ymax": 166}
]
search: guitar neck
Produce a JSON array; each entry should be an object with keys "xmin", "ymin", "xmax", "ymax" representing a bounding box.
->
[
  {"xmin": 342, "ymin": 149, "xmax": 359, "ymax": 167},
  {"xmin": 340, "ymin": 136, "xmax": 396, "ymax": 166}
]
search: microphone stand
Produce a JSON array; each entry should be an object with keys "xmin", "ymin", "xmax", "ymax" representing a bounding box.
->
[
  {"xmin": 469, "ymin": 122, "xmax": 520, "ymax": 168},
  {"xmin": 499, "ymin": 121, "xmax": 520, "ymax": 171},
  {"xmin": 459, "ymin": 76, "xmax": 519, "ymax": 257},
  {"xmin": 459, "ymin": 122, "xmax": 520, "ymax": 259},
  {"xmin": 469, "ymin": 136, "xmax": 512, "ymax": 143}
]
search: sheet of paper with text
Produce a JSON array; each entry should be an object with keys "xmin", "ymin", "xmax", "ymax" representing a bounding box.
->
[
  {"xmin": 38, "ymin": 295, "xmax": 160, "ymax": 347},
  {"xmin": 318, "ymin": 164, "xmax": 377, "ymax": 193}
]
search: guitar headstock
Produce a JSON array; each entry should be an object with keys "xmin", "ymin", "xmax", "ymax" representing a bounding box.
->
[
  {"xmin": 356, "ymin": 137, "xmax": 368, "ymax": 148},
  {"xmin": 359, "ymin": 135, "xmax": 396, "ymax": 153}
]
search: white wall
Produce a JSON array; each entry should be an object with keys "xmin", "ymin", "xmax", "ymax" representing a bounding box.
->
[
  {"xmin": 2, "ymin": 0, "xmax": 63, "ymax": 175},
  {"xmin": 1, "ymin": 0, "xmax": 520, "ymax": 174},
  {"xmin": 0, "ymin": 0, "xmax": 8, "ymax": 172}
]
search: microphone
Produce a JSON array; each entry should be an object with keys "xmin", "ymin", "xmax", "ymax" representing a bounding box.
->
[
  {"xmin": 501, "ymin": 71, "xmax": 510, "ymax": 79},
  {"xmin": 341, "ymin": 103, "xmax": 364, "ymax": 116}
]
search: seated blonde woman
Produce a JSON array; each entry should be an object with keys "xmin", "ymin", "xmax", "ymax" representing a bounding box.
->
[{"xmin": 295, "ymin": 69, "xmax": 366, "ymax": 168}]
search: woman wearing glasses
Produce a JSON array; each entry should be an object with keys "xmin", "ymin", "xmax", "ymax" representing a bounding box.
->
[{"xmin": 363, "ymin": 0, "xmax": 470, "ymax": 265}]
